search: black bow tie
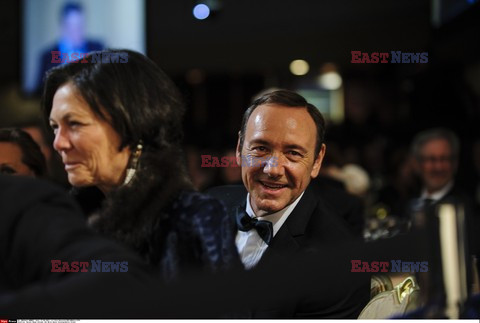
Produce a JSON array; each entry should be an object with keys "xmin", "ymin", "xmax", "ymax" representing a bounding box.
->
[{"xmin": 235, "ymin": 206, "xmax": 273, "ymax": 245}]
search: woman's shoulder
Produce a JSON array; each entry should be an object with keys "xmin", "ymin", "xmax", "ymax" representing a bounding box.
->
[
  {"xmin": 175, "ymin": 189, "xmax": 223, "ymax": 207},
  {"xmin": 167, "ymin": 190, "xmax": 241, "ymax": 272},
  {"xmin": 171, "ymin": 190, "xmax": 227, "ymax": 220}
]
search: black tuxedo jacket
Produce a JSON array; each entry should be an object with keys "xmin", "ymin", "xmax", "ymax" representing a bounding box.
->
[
  {"xmin": 405, "ymin": 184, "xmax": 480, "ymax": 300},
  {"xmin": 311, "ymin": 175, "xmax": 365, "ymax": 238},
  {"xmin": 409, "ymin": 184, "xmax": 479, "ymax": 257},
  {"xmin": 207, "ymin": 183, "xmax": 370, "ymax": 318}
]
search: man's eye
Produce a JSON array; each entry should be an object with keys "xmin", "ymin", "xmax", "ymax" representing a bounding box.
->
[
  {"xmin": 0, "ymin": 165, "xmax": 17, "ymax": 175},
  {"xmin": 253, "ymin": 146, "xmax": 267, "ymax": 152},
  {"xmin": 289, "ymin": 151, "xmax": 302, "ymax": 157}
]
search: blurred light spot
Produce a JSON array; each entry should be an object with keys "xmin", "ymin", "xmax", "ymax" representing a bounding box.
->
[
  {"xmin": 376, "ymin": 207, "xmax": 388, "ymax": 220},
  {"xmin": 193, "ymin": 4, "xmax": 210, "ymax": 20},
  {"xmin": 289, "ymin": 59, "xmax": 309, "ymax": 76},
  {"xmin": 317, "ymin": 71, "xmax": 342, "ymax": 90}
]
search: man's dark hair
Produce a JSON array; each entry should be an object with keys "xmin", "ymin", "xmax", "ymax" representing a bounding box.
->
[
  {"xmin": 0, "ymin": 128, "xmax": 47, "ymax": 177},
  {"xmin": 61, "ymin": 2, "xmax": 84, "ymax": 21},
  {"xmin": 42, "ymin": 49, "xmax": 185, "ymax": 153},
  {"xmin": 238, "ymin": 89, "xmax": 326, "ymax": 156}
]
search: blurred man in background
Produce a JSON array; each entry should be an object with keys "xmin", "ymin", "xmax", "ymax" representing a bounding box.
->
[
  {"xmin": 35, "ymin": 2, "xmax": 103, "ymax": 94},
  {"xmin": 409, "ymin": 128, "xmax": 479, "ymax": 291}
]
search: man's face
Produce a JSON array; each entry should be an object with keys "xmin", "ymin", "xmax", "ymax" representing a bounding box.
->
[
  {"xmin": 62, "ymin": 10, "xmax": 86, "ymax": 48},
  {"xmin": 0, "ymin": 142, "xmax": 35, "ymax": 176},
  {"xmin": 237, "ymin": 104, "xmax": 325, "ymax": 216},
  {"xmin": 415, "ymin": 138, "xmax": 456, "ymax": 193}
]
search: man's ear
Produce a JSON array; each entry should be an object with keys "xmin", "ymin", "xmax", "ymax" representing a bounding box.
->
[
  {"xmin": 236, "ymin": 132, "xmax": 242, "ymax": 167},
  {"xmin": 310, "ymin": 143, "xmax": 326, "ymax": 179}
]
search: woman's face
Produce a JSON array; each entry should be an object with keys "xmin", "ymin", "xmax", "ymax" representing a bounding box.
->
[
  {"xmin": 0, "ymin": 142, "xmax": 35, "ymax": 176},
  {"xmin": 49, "ymin": 82, "xmax": 131, "ymax": 193}
]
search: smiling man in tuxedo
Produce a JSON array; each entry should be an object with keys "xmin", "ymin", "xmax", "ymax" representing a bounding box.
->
[{"xmin": 208, "ymin": 90, "xmax": 369, "ymax": 318}]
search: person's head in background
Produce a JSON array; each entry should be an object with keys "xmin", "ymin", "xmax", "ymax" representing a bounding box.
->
[
  {"xmin": 0, "ymin": 128, "xmax": 47, "ymax": 177},
  {"xmin": 220, "ymin": 148, "xmax": 242, "ymax": 185},
  {"xmin": 19, "ymin": 122, "xmax": 53, "ymax": 164},
  {"xmin": 60, "ymin": 2, "xmax": 86, "ymax": 50},
  {"xmin": 411, "ymin": 128, "xmax": 459, "ymax": 195},
  {"xmin": 237, "ymin": 89, "xmax": 326, "ymax": 216},
  {"xmin": 20, "ymin": 121, "xmax": 70, "ymax": 186},
  {"xmin": 42, "ymin": 49, "xmax": 189, "ymax": 194}
]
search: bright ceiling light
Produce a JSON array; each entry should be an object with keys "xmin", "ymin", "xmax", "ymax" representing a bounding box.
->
[
  {"xmin": 289, "ymin": 59, "xmax": 309, "ymax": 76},
  {"xmin": 317, "ymin": 71, "xmax": 342, "ymax": 90},
  {"xmin": 193, "ymin": 4, "xmax": 210, "ymax": 20}
]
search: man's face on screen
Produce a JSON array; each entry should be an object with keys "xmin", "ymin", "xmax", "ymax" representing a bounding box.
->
[{"xmin": 62, "ymin": 10, "xmax": 86, "ymax": 48}]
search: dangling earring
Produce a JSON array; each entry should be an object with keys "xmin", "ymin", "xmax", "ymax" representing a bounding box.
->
[{"xmin": 124, "ymin": 140, "xmax": 143, "ymax": 185}]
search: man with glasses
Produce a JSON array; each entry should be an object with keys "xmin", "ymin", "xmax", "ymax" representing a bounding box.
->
[
  {"xmin": 409, "ymin": 128, "xmax": 479, "ymax": 295},
  {"xmin": 411, "ymin": 128, "xmax": 460, "ymax": 207}
]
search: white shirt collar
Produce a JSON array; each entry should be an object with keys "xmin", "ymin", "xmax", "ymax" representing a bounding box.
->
[
  {"xmin": 421, "ymin": 180, "xmax": 454, "ymax": 201},
  {"xmin": 245, "ymin": 191, "xmax": 305, "ymax": 237},
  {"xmin": 235, "ymin": 191, "xmax": 306, "ymax": 269}
]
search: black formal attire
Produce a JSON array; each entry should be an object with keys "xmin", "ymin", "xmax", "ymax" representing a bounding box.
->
[
  {"xmin": 207, "ymin": 183, "xmax": 371, "ymax": 318},
  {"xmin": 407, "ymin": 184, "xmax": 480, "ymax": 289},
  {"xmin": 1, "ymin": 176, "xmax": 429, "ymax": 318},
  {"xmin": 312, "ymin": 175, "xmax": 365, "ymax": 238},
  {"xmin": 0, "ymin": 175, "xmax": 160, "ymax": 317},
  {"xmin": 408, "ymin": 185, "xmax": 478, "ymax": 252},
  {"xmin": 0, "ymin": 176, "xmax": 248, "ymax": 318}
]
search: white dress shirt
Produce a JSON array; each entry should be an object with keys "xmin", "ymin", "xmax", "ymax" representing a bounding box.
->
[
  {"xmin": 235, "ymin": 192, "xmax": 304, "ymax": 269},
  {"xmin": 420, "ymin": 180, "xmax": 454, "ymax": 203}
]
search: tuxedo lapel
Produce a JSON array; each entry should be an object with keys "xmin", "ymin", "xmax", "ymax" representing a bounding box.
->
[
  {"xmin": 281, "ymin": 185, "xmax": 318, "ymax": 238},
  {"xmin": 259, "ymin": 224, "xmax": 299, "ymax": 265},
  {"xmin": 259, "ymin": 186, "xmax": 318, "ymax": 264}
]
